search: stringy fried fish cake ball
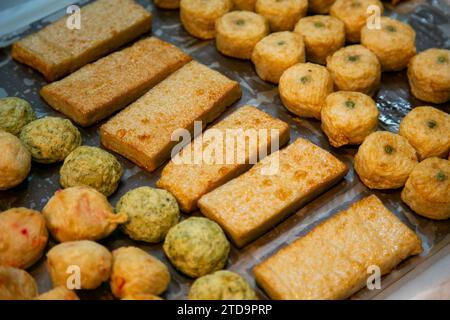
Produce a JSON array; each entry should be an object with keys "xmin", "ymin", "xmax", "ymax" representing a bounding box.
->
[
  {"xmin": 251, "ymin": 31, "xmax": 305, "ymax": 83},
  {"xmin": 327, "ymin": 45, "xmax": 381, "ymax": 96},
  {"xmin": 401, "ymin": 157, "xmax": 450, "ymax": 220},
  {"xmin": 0, "ymin": 266, "xmax": 37, "ymax": 300},
  {"xmin": 407, "ymin": 48, "xmax": 450, "ymax": 104},
  {"xmin": 279, "ymin": 63, "xmax": 334, "ymax": 119},
  {"xmin": 361, "ymin": 17, "xmax": 416, "ymax": 71},
  {"xmin": 232, "ymin": 0, "xmax": 256, "ymax": 10},
  {"xmin": 309, "ymin": 0, "xmax": 336, "ymax": 14},
  {"xmin": 294, "ymin": 15, "xmax": 345, "ymax": 65},
  {"xmin": 399, "ymin": 106, "xmax": 450, "ymax": 160},
  {"xmin": 180, "ymin": 0, "xmax": 233, "ymax": 40},
  {"xmin": 330, "ymin": 0, "xmax": 384, "ymax": 43},
  {"xmin": 321, "ymin": 91, "xmax": 379, "ymax": 147},
  {"xmin": 255, "ymin": 0, "xmax": 308, "ymax": 32},
  {"xmin": 154, "ymin": 0, "xmax": 180, "ymax": 9},
  {"xmin": 216, "ymin": 11, "xmax": 269, "ymax": 59},
  {"xmin": 0, "ymin": 131, "xmax": 31, "ymax": 190},
  {"xmin": 354, "ymin": 131, "xmax": 418, "ymax": 189}
]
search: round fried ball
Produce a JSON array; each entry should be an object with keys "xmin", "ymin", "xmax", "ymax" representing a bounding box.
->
[
  {"xmin": 116, "ymin": 187, "xmax": 180, "ymax": 243},
  {"xmin": 110, "ymin": 246, "xmax": 170, "ymax": 298},
  {"xmin": 330, "ymin": 0, "xmax": 384, "ymax": 43},
  {"xmin": 122, "ymin": 293, "xmax": 163, "ymax": 300},
  {"xmin": 251, "ymin": 31, "xmax": 305, "ymax": 83},
  {"xmin": 43, "ymin": 186, "xmax": 128, "ymax": 242},
  {"xmin": 361, "ymin": 17, "xmax": 416, "ymax": 71},
  {"xmin": 399, "ymin": 106, "xmax": 450, "ymax": 160},
  {"xmin": 327, "ymin": 45, "xmax": 381, "ymax": 96},
  {"xmin": 0, "ymin": 265, "xmax": 38, "ymax": 300},
  {"xmin": 354, "ymin": 131, "xmax": 418, "ymax": 189},
  {"xmin": 180, "ymin": 0, "xmax": 233, "ymax": 40},
  {"xmin": 163, "ymin": 217, "xmax": 230, "ymax": 278},
  {"xmin": 0, "ymin": 208, "xmax": 48, "ymax": 269},
  {"xmin": 0, "ymin": 131, "xmax": 31, "ymax": 190},
  {"xmin": 20, "ymin": 117, "xmax": 81, "ymax": 164},
  {"xmin": 47, "ymin": 240, "xmax": 112, "ymax": 290},
  {"xmin": 60, "ymin": 146, "xmax": 123, "ymax": 196},
  {"xmin": 37, "ymin": 286, "xmax": 79, "ymax": 300},
  {"xmin": 401, "ymin": 158, "xmax": 450, "ymax": 220},
  {"xmin": 189, "ymin": 270, "xmax": 257, "ymax": 300},
  {"xmin": 279, "ymin": 62, "xmax": 334, "ymax": 119},
  {"xmin": 216, "ymin": 11, "xmax": 269, "ymax": 60},
  {"xmin": 321, "ymin": 91, "xmax": 379, "ymax": 147},
  {"xmin": 255, "ymin": 0, "xmax": 308, "ymax": 32},
  {"xmin": 407, "ymin": 48, "xmax": 450, "ymax": 104},
  {"xmin": 232, "ymin": 0, "xmax": 256, "ymax": 10},
  {"xmin": 309, "ymin": 0, "xmax": 336, "ymax": 14},
  {"xmin": 154, "ymin": 0, "xmax": 180, "ymax": 9},
  {"xmin": 294, "ymin": 15, "xmax": 345, "ymax": 65},
  {"xmin": 0, "ymin": 97, "xmax": 35, "ymax": 135}
]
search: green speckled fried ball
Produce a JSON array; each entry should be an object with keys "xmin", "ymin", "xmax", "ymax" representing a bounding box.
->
[
  {"xmin": 116, "ymin": 187, "xmax": 180, "ymax": 243},
  {"xmin": 189, "ymin": 270, "xmax": 257, "ymax": 300},
  {"xmin": 60, "ymin": 146, "xmax": 123, "ymax": 196},
  {"xmin": 163, "ymin": 217, "xmax": 230, "ymax": 278},
  {"xmin": 0, "ymin": 97, "xmax": 36, "ymax": 135},
  {"xmin": 20, "ymin": 116, "xmax": 81, "ymax": 163}
]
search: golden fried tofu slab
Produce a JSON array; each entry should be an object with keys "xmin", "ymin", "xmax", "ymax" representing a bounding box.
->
[
  {"xmin": 11, "ymin": 0, "xmax": 152, "ymax": 81},
  {"xmin": 254, "ymin": 195, "xmax": 422, "ymax": 300},
  {"xmin": 100, "ymin": 61, "xmax": 241, "ymax": 172},
  {"xmin": 198, "ymin": 138, "xmax": 348, "ymax": 247},
  {"xmin": 157, "ymin": 106, "xmax": 290, "ymax": 213},
  {"xmin": 40, "ymin": 37, "xmax": 191, "ymax": 126}
]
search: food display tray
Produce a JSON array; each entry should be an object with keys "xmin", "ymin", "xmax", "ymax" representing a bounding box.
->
[{"xmin": 0, "ymin": 0, "xmax": 449, "ymax": 300}]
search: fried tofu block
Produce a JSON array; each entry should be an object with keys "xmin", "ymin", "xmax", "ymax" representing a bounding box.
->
[
  {"xmin": 254, "ymin": 195, "xmax": 422, "ymax": 300},
  {"xmin": 100, "ymin": 61, "xmax": 241, "ymax": 172},
  {"xmin": 40, "ymin": 37, "xmax": 191, "ymax": 126},
  {"xmin": 157, "ymin": 106, "xmax": 290, "ymax": 212},
  {"xmin": 198, "ymin": 138, "xmax": 348, "ymax": 247},
  {"xmin": 11, "ymin": 0, "xmax": 152, "ymax": 81}
]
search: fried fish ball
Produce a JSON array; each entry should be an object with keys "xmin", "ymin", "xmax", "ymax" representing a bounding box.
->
[
  {"xmin": 163, "ymin": 217, "xmax": 230, "ymax": 278},
  {"xmin": 321, "ymin": 91, "xmax": 379, "ymax": 147},
  {"xmin": 251, "ymin": 32, "xmax": 305, "ymax": 83},
  {"xmin": 116, "ymin": 187, "xmax": 180, "ymax": 243},
  {"xmin": 0, "ymin": 265, "xmax": 38, "ymax": 300},
  {"xmin": 154, "ymin": 0, "xmax": 180, "ymax": 9},
  {"xmin": 189, "ymin": 270, "xmax": 257, "ymax": 300},
  {"xmin": 279, "ymin": 62, "xmax": 334, "ymax": 119},
  {"xmin": 401, "ymin": 158, "xmax": 450, "ymax": 220},
  {"xmin": 327, "ymin": 45, "xmax": 381, "ymax": 96},
  {"xmin": 122, "ymin": 293, "xmax": 163, "ymax": 300},
  {"xmin": 180, "ymin": 0, "xmax": 233, "ymax": 40},
  {"xmin": 20, "ymin": 117, "xmax": 81, "ymax": 164},
  {"xmin": 308, "ymin": 0, "xmax": 336, "ymax": 14},
  {"xmin": 330, "ymin": 0, "xmax": 384, "ymax": 43},
  {"xmin": 407, "ymin": 48, "xmax": 450, "ymax": 104},
  {"xmin": 43, "ymin": 186, "xmax": 128, "ymax": 242},
  {"xmin": 399, "ymin": 107, "xmax": 450, "ymax": 160},
  {"xmin": 294, "ymin": 15, "xmax": 345, "ymax": 65},
  {"xmin": 355, "ymin": 131, "xmax": 418, "ymax": 189},
  {"xmin": 37, "ymin": 286, "xmax": 79, "ymax": 300},
  {"xmin": 110, "ymin": 246, "xmax": 170, "ymax": 298},
  {"xmin": 47, "ymin": 240, "xmax": 112, "ymax": 290},
  {"xmin": 215, "ymin": 11, "xmax": 269, "ymax": 59},
  {"xmin": 255, "ymin": 0, "xmax": 308, "ymax": 32},
  {"xmin": 0, "ymin": 97, "xmax": 35, "ymax": 135},
  {"xmin": 361, "ymin": 17, "xmax": 416, "ymax": 71},
  {"xmin": 232, "ymin": 0, "xmax": 256, "ymax": 10},
  {"xmin": 0, "ymin": 131, "xmax": 31, "ymax": 190},
  {"xmin": 60, "ymin": 146, "xmax": 123, "ymax": 196},
  {"xmin": 0, "ymin": 208, "xmax": 48, "ymax": 269}
]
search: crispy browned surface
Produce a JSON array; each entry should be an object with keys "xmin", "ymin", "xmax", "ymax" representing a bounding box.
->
[
  {"xmin": 157, "ymin": 106, "xmax": 290, "ymax": 212},
  {"xmin": 40, "ymin": 37, "xmax": 191, "ymax": 126},
  {"xmin": 11, "ymin": 0, "xmax": 152, "ymax": 81},
  {"xmin": 100, "ymin": 61, "xmax": 241, "ymax": 172},
  {"xmin": 198, "ymin": 138, "xmax": 348, "ymax": 247},
  {"xmin": 254, "ymin": 195, "xmax": 422, "ymax": 300}
]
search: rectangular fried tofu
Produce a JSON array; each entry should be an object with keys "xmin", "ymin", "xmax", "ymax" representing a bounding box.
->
[
  {"xmin": 40, "ymin": 37, "xmax": 191, "ymax": 126},
  {"xmin": 198, "ymin": 138, "xmax": 348, "ymax": 247},
  {"xmin": 100, "ymin": 61, "xmax": 241, "ymax": 172},
  {"xmin": 11, "ymin": 0, "xmax": 152, "ymax": 81},
  {"xmin": 254, "ymin": 195, "xmax": 423, "ymax": 300},
  {"xmin": 157, "ymin": 106, "xmax": 290, "ymax": 212}
]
